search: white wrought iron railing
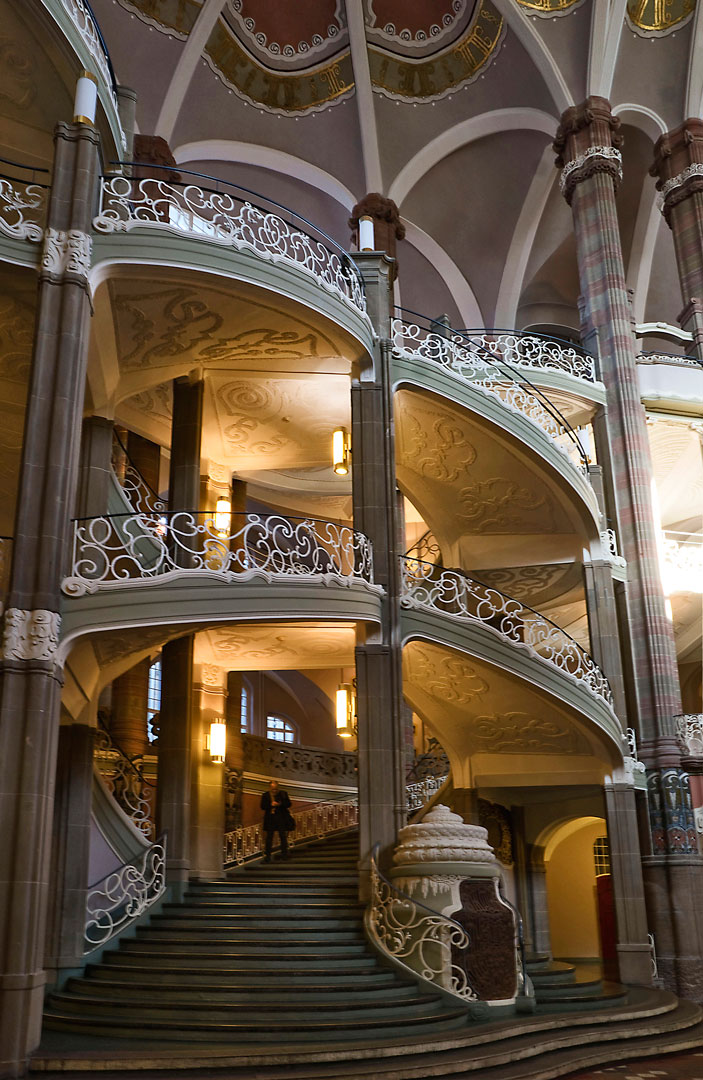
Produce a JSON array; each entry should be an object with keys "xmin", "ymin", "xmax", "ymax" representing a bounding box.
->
[
  {"xmin": 111, "ymin": 428, "xmax": 166, "ymax": 517},
  {"xmin": 62, "ymin": 511, "xmax": 376, "ymax": 596},
  {"xmin": 0, "ymin": 158, "xmax": 49, "ymax": 243},
  {"xmin": 458, "ymin": 327, "xmax": 596, "ymax": 382},
  {"xmin": 676, "ymin": 714, "xmax": 703, "ymax": 757},
  {"xmin": 401, "ymin": 557, "xmax": 614, "ymax": 709},
  {"xmin": 406, "ymin": 775, "xmax": 449, "ymax": 813},
  {"xmin": 405, "ymin": 528, "xmax": 442, "ymax": 566},
  {"xmin": 56, "ymin": 0, "xmax": 118, "ymax": 102},
  {"xmin": 367, "ymin": 844, "xmax": 478, "ymax": 1003},
  {"xmin": 94, "ymin": 724, "xmax": 156, "ymax": 839},
  {"xmin": 637, "ymin": 351, "xmax": 703, "ymax": 369},
  {"xmin": 223, "ymin": 795, "xmax": 358, "ymax": 867},
  {"xmin": 391, "ymin": 310, "xmax": 591, "ymax": 477},
  {"xmin": 84, "ymin": 836, "xmax": 166, "ymax": 951},
  {"xmin": 94, "ymin": 164, "xmax": 366, "ymax": 314},
  {"xmin": 623, "ymin": 727, "xmax": 647, "ymax": 787}
]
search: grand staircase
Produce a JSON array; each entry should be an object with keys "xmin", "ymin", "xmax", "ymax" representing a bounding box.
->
[
  {"xmin": 34, "ymin": 831, "xmax": 703, "ymax": 1078},
  {"xmin": 42, "ymin": 831, "xmax": 469, "ymax": 1044}
]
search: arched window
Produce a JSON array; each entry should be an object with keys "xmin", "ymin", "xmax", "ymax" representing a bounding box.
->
[
  {"xmin": 147, "ymin": 658, "xmax": 161, "ymax": 743},
  {"xmin": 266, "ymin": 714, "xmax": 297, "ymax": 744},
  {"xmin": 240, "ymin": 681, "xmax": 251, "ymax": 734}
]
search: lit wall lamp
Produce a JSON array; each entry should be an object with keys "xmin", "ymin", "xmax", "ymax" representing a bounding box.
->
[
  {"xmin": 205, "ymin": 718, "xmax": 227, "ymax": 763},
  {"xmin": 332, "ymin": 428, "xmax": 351, "ymax": 476},
  {"xmin": 213, "ymin": 496, "xmax": 232, "ymax": 537},
  {"xmin": 336, "ymin": 682, "xmax": 355, "ymax": 739},
  {"xmin": 73, "ymin": 70, "xmax": 98, "ymax": 125}
]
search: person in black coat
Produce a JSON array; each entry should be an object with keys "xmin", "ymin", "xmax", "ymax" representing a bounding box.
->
[{"xmin": 260, "ymin": 780, "xmax": 292, "ymax": 862}]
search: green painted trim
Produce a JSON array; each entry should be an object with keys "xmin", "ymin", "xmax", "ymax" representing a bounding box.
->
[
  {"xmin": 91, "ymin": 231, "xmax": 375, "ymax": 356},
  {"xmin": 400, "ymin": 607, "xmax": 624, "ymax": 755},
  {"xmin": 391, "ymin": 354, "xmax": 601, "ymax": 531},
  {"xmin": 0, "ymin": 236, "xmax": 41, "ymax": 269}
]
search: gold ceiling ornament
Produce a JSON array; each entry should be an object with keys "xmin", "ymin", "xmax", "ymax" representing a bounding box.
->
[
  {"xmin": 626, "ymin": 0, "xmax": 696, "ymax": 34},
  {"xmin": 112, "ymin": 0, "xmax": 203, "ymax": 39},
  {"xmin": 514, "ymin": 0, "xmax": 587, "ymax": 17},
  {"xmin": 369, "ymin": 0, "xmax": 504, "ymax": 101}
]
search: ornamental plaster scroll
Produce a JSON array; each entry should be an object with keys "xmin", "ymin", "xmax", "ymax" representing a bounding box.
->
[
  {"xmin": 559, "ymin": 146, "xmax": 623, "ymax": 202},
  {"xmin": 41, "ymin": 228, "xmax": 92, "ymax": 281},
  {"xmin": 2, "ymin": 608, "xmax": 61, "ymax": 661},
  {"xmin": 392, "ymin": 804, "xmax": 497, "ymax": 865}
]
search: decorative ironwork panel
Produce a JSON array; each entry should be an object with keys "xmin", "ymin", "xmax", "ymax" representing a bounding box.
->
[
  {"xmin": 85, "ymin": 838, "xmax": 166, "ymax": 950},
  {"xmin": 0, "ymin": 175, "xmax": 46, "ymax": 242},
  {"xmin": 400, "ymin": 557, "xmax": 614, "ymax": 709},
  {"xmin": 94, "ymin": 725, "xmax": 156, "ymax": 839},
  {"xmin": 460, "ymin": 328, "xmax": 595, "ymax": 381},
  {"xmin": 243, "ymin": 734, "xmax": 357, "ymax": 785},
  {"xmin": 111, "ymin": 429, "xmax": 166, "ymax": 516}
]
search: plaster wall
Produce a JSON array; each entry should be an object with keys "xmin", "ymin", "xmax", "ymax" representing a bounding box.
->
[{"xmin": 546, "ymin": 819, "xmax": 606, "ymax": 959}]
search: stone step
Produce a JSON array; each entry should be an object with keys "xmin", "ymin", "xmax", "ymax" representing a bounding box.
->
[
  {"xmin": 67, "ymin": 976, "xmax": 419, "ymax": 1003},
  {"xmin": 527, "ymin": 961, "xmax": 577, "ymax": 983},
  {"xmin": 145, "ymin": 914, "xmax": 363, "ymax": 929},
  {"xmin": 88, "ymin": 963, "xmax": 397, "ymax": 987},
  {"xmin": 117, "ymin": 940, "xmax": 370, "ymax": 956},
  {"xmin": 103, "ymin": 948, "xmax": 376, "ymax": 968}
]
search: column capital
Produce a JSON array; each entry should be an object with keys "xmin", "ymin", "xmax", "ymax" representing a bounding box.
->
[
  {"xmin": 650, "ymin": 119, "xmax": 703, "ymax": 224},
  {"xmin": 553, "ymin": 97, "xmax": 624, "ymax": 204},
  {"xmin": 349, "ymin": 193, "xmax": 405, "ymax": 280}
]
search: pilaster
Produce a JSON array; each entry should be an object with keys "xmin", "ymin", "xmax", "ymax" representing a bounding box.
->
[{"xmin": 603, "ymin": 782, "xmax": 653, "ymax": 986}]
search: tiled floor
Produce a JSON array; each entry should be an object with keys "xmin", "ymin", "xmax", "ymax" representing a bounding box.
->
[{"xmin": 570, "ymin": 1051, "xmax": 703, "ymax": 1080}]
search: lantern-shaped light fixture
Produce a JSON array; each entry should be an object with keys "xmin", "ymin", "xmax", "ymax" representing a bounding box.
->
[
  {"xmin": 213, "ymin": 496, "xmax": 231, "ymax": 537},
  {"xmin": 73, "ymin": 70, "xmax": 98, "ymax": 125},
  {"xmin": 332, "ymin": 428, "xmax": 350, "ymax": 476},
  {"xmin": 335, "ymin": 683, "xmax": 354, "ymax": 739},
  {"xmin": 206, "ymin": 718, "xmax": 227, "ymax": 763},
  {"xmin": 358, "ymin": 214, "xmax": 375, "ymax": 251}
]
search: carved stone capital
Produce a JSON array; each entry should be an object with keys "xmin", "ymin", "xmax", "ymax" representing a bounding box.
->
[
  {"xmin": 650, "ymin": 121, "xmax": 703, "ymax": 223},
  {"xmin": 41, "ymin": 228, "xmax": 92, "ymax": 282},
  {"xmin": 558, "ymin": 146, "xmax": 623, "ymax": 203},
  {"xmin": 554, "ymin": 96, "xmax": 623, "ymax": 165},
  {"xmin": 2, "ymin": 608, "xmax": 61, "ymax": 661}
]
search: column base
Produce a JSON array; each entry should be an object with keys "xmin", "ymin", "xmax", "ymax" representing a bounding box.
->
[
  {"xmin": 615, "ymin": 943, "xmax": 654, "ymax": 986},
  {"xmin": 0, "ymin": 970, "xmax": 46, "ymax": 1079},
  {"xmin": 642, "ymin": 854, "xmax": 703, "ymax": 1000}
]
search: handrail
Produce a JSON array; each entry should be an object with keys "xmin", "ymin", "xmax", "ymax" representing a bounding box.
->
[
  {"xmin": 94, "ymin": 718, "xmax": 156, "ymax": 839},
  {"xmin": 82, "ymin": 0, "xmax": 118, "ymax": 94},
  {"xmin": 84, "ymin": 833, "xmax": 166, "ymax": 950},
  {"xmin": 223, "ymin": 794, "xmax": 358, "ymax": 867},
  {"xmin": 367, "ymin": 843, "xmax": 478, "ymax": 1003},
  {"xmin": 98, "ymin": 161, "xmax": 366, "ymax": 308},
  {"xmin": 401, "ymin": 556, "xmax": 614, "ymax": 708},
  {"xmin": 111, "ymin": 428, "xmax": 167, "ymax": 516},
  {"xmin": 459, "ymin": 326, "xmax": 586, "ymax": 354},
  {"xmin": 393, "ymin": 307, "xmax": 590, "ymax": 468}
]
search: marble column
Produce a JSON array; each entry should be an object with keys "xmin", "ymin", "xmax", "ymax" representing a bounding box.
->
[
  {"xmin": 554, "ymin": 97, "xmax": 702, "ymax": 996},
  {"xmin": 156, "ymin": 636, "xmax": 194, "ymax": 893},
  {"xmin": 650, "ymin": 119, "xmax": 703, "ymax": 359},
  {"xmin": 0, "ymin": 120, "xmax": 100, "ymax": 1077},
  {"xmin": 352, "ymin": 251, "xmax": 406, "ymax": 886},
  {"xmin": 44, "ymin": 723, "xmax": 95, "ymax": 985},
  {"xmin": 603, "ymin": 782, "xmax": 653, "ymax": 986}
]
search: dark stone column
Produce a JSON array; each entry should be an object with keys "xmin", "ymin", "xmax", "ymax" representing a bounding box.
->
[
  {"xmin": 44, "ymin": 723, "xmax": 95, "ymax": 985},
  {"xmin": 111, "ymin": 657, "xmax": 150, "ymax": 758},
  {"xmin": 352, "ymin": 254, "xmax": 406, "ymax": 888},
  {"xmin": 169, "ymin": 375, "xmax": 203, "ymax": 512},
  {"xmin": 0, "ymin": 120, "xmax": 100, "ymax": 1077},
  {"xmin": 156, "ymin": 636, "xmax": 194, "ymax": 893},
  {"xmin": 75, "ymin": 415, "xmax": 114, "ymax": 519},
  {"xmin": 527, "ymin": 846, "xmax": 552, "ymax": 958},
  {"xmin": 603, "ymin": 782, "xmax": 653, "ymax": 986},
  {"xmin": 225, "ymin": 671, "xmax": 244, "ymax": 830}
]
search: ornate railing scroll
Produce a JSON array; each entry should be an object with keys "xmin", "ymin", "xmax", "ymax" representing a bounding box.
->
[
  {"xmin": 406, "ymin": 739, "xmax": 450, "ymax": 812},
  {"xmin": 458, "ymin": 327, "xmax": 596, "ymax": 382},
  {"xmin": 0, "ymin": 158, "xmax": 49, "ymax": 242},
  {"xmin": 367, "ymin": 845, "xmax": 477, "ymax": 1003},
  {"xmin": 391, "ymin": 311, "xmax": 590, "ymax": 476},
  {"xmin": 62, "ymin": 511, "xmax": 376, "ymax": 595},
  {"xmin": 406, "ymin": 775, "xmax": 449, "ymax": 813},
  {"xmin": 58, "ymin": 0, "xmax": 118, "ymax": 99},
  {"xmin": 401, "ymin": 557, "xmax": 614, "ymax": 709},
  {"xmin": 623, "ymin": 727, "xmax": 647, "ymax": 787},
  {"xmin": 637, "ymin": 351, "xmax": 703, "ymax": 369},
  {"xmin": 223, "ymin": 795, "xmax": 358, "ymax": 867},
  {"xmin": 405, "ymin": 529, "xmax": 442, "ymax": 566},
  {"xmin": 111, "ymin": 428, "xmax": 166, "ymax": 516},
  {"xmin": 84, "ymin": 836, "xmax": 166, "ymax": 950},
  {"xmin": 243, "ymin": 734, "xmax": 357, "ymax": 785},
  {"xmin": 94, "ymin": 165, "xmax": 366, "ymax": 314},
  {"xmin": 94, "ymin": 724, "xmax": 156, "ymax": 839},
  {"xmin": 676, "ymin": 714, "xmax": 703, "ymax": 757}
]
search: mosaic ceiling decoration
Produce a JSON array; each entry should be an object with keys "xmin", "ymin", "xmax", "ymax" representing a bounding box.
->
[
  {"xmin": 113, "ymin": 0, "xmax": 504, "ymax": 113},
  {"xmin": 626, "ymin": 0, "xmax": 696, "ymax": 34},
  {"xmin": 514, "ymin": 0, "xmax": 586, "ymax": 17}
]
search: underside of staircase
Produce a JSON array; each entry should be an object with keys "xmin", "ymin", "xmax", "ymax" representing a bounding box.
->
[{"xmin": 34, "ymin": 831, "xmax": 703, "ymax": 1079}]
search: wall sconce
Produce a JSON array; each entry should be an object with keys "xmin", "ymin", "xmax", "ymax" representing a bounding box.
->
[
  {"xmin": 332, "ymin": 428, "xmax": 351, "ymax": 476},
  {"xmin": 205, "ymin": 718, "xmax": 227, "ymax": 763},
  {"xmin": 213, "ymin": 497, "xmax": 231, "ymax": 537},
  {"xmin": 336, "ymin": 683, "xmax": 355, "ymax": 739},
  {"xmin": 73, "ymin": 70, "xmax": 98, "ymax": 125}
]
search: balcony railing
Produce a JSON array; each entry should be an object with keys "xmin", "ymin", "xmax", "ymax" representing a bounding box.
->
[
  {"xmin": 56, "ymin": 0, "xmax": 118, "ymax": 100},
  {"xmin": 224, "ymin": 795, "xmax": 358, "ymax": 867},
  {"xmin": 62, "ymin": 511, "xmax": 375, "ymax": 595},
  {"xmin": 400, "ymin": 556, "xmax": 614, "ymax": 709},
  {"xmin": 242, "ymin": 734, "xmax": 357, "ymax": 785},
  {"xmin": 85, "ymin": 836, "xmax": 166, "ymax": 951},
  {"xmin": 457, "ymin": 327, "xmax": 596, "ymax": 382},
  {"xmin": 637, "ymin": 351, "xmax": 703, "ymax": 369},
  {"xmin": 93, "ymin": 164, "xmax": 366, "ymax": 314},
  {"xmin": 111, "ymin": 429, "xmax": 166, "ymax": 517},
  {"xmin": 0, "ymin": 157, "xmax": 49, "ymax": 243},
  {"xmin": 391, "ymin": 311, "xmax": 590, "ymax": 476},
  {"xmin": 94, "ymin": 722, "xmax": 156, "ymax": 839}
]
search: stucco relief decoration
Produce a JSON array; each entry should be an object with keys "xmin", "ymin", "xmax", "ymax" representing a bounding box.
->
[
  {"xmin": 198, "ymin": 328, "xmax": 321, "ymax": 364},
  {"xmin": 0, "ymin": 294, "xmax": 33, "ymax": 382},
  {"xmin": 114, "ymin": 288, "xmax": 225, "ymax": 370},
  {"xmin": 400, "ymin": 407, "xmax": 477, "ymax": 484},
  {"xmin": 471, "ymin": 711, "xmax": 587, "ymax": 754},
  {"xmin": 626, "ymin": 0, "xmax": 695, "ymax": 34},
  {"xmin": 3, "ymin": 608, "xmax": 61, "ymax": 661},
  {"xmin": 41, "ymin": 229, "xmax": 92, "ymax": 281},
  {"xmin": 123, "ymin": 383, "xmax": 173, "ymax": 427},
  {"xmin": 201, "ymin": 663, "xmax": 224, "ymax": 687},
  {"xmin": 0, "ymin": 36, "xmax": 36, "ymax": 109},
  {"xmin": 216, "ymin": 381, "xmax": 290, "ymax": 457},
  {"xmin": 457, "ymin": 478, "xmax": 553, "ymax": 533},
  {"xmin": 475, "ymin": 563, "xmax": 569, "ymax": 600},
  {"xmin": 405, "ymin": 644, "xmax": 489, "ymax": 703}
]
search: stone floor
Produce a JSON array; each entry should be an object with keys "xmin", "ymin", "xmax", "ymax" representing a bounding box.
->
[{"xmin": 570, "ymin": 1050, "xmax": 703, "ymax": 1080}]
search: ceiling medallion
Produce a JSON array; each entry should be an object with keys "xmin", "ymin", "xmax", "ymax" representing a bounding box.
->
[
  {"xmin": 625, "ymin": 0, "xmax": 695, "ymax": 35},
  {"xmin": 369, "ymin": 0, "xmax": 504, "ymax": 101},
  {"xmin": 112, "ymin": 0, "xmax": 202, "ymax": 40},
  {"xmin": 515, "ymin": 0, "xmax": 587, "ymax": 17}
]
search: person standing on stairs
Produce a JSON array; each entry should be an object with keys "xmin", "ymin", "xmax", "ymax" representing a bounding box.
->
[{"xmin": 261, "ymin": 780, "xmax": 292, "ymax": 862}]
